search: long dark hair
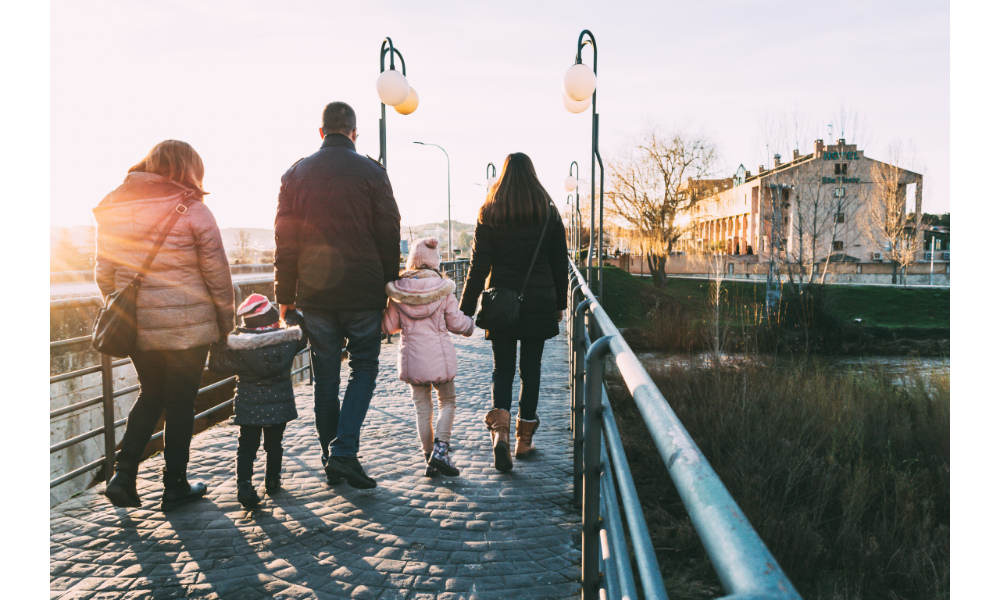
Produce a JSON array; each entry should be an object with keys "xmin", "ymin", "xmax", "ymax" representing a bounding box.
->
[{"xmin": 478, "ymin": 152, "xmax": 553, "ymax": 227}]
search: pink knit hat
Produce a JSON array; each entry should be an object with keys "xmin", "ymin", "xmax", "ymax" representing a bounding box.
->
[{"xmin": 406, "ymin": 237, "xmax": 441, "ymax": 271}]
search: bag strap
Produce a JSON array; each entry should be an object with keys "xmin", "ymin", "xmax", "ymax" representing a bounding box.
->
[
  {"xmin": 131, "ymin": 199, "xmax": 192, "ymax": 284},
  {"xmin": 518, "ymin": 204, "xmax": 553, "ymax": 300}
]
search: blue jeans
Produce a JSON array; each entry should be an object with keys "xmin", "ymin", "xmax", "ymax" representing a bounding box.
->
[{"xmin": 302, "ymin": 310, "xmax": 382, "ymax": 459}]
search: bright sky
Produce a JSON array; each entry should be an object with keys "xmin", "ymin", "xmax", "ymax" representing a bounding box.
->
[{"xmin": 50, "ymin": 0, "xmax": 949, "ymax": 230}]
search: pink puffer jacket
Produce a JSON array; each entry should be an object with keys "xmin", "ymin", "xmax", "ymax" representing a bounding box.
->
[{"xmin": 382, "ymin": 270, "xmax": 476, "ymax": 385}]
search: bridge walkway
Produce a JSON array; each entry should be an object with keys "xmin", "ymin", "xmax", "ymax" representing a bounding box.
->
[{"xmin": 49, "ymin": 326, "xmax": 581, "ymax": 600}]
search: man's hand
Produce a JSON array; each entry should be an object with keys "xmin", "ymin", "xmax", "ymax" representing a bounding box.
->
[{"xmin": 280, "ymin": 304, "xmax": 295, "ymax": 321}]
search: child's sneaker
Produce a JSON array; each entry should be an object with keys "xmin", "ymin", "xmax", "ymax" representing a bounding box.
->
[
  {"xmin": 423, "ymin": 452, "xmax": 438, "ymax": 477},
  {"xmin": 237, "ymin": 481, "xmax": 260, "ymax": 509},
  {"xmin": 429, "ymin": 439, "xmax": 460, "ymax": 477}
]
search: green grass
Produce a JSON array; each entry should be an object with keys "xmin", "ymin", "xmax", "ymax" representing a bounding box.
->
[
  {"xmin": 822, "ymin": 285, "xmax": 950, "ymax": 328},
  {"xmin": 597, "ymin": 269, "xmax": 949, "ymax": 330}
]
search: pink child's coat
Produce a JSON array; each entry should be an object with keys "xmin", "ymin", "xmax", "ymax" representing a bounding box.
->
[{"xmin": 382, "ymin": 271, "xmax": 476, "ymax": 385}]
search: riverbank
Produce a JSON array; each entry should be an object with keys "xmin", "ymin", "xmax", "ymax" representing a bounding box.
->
[
  {"xmin": 594, "ymin": 267, "xmax": 950, "ymax": 355},
  {"xmin": 606, "ymin": 358, "xmax": 950, "ymax": 599}
]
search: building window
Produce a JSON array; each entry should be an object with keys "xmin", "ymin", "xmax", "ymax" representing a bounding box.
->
[
  {"xmin": 934, "ymin": 239, "xmax": 942, "ymax": 250},
  {"xmin": 834, "ymin": 188, "xmax": 845, "ymax": 197},
  {"xmin": 833, "ymin": 241, "xmax": 844, "ymax": 251},
  {"xmin": 834, "ymin": 164, "xmax": 842, "ymax": 175},
  {"xmin": 835, "ymin": 212, "xmax": 845, "ymax": 223}
]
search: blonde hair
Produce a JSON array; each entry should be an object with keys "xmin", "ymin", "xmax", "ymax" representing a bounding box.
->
[{"xmin": 128, "ymin": 140, "xmax": 208, "ymax": 198}]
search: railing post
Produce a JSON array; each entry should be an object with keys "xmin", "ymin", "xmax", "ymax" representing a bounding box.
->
[
  {"xmin": 232, "ymin": 282, "xmax": 243, "ymax": 330},
  {"xmin": 573, "ymin": 297, "xmax": 594, "ymax": 509},
  {"xmin": 100, "ymin": 353, "xmax": 116, "ymax": 482},
  {"xmin": 582, "ymin": 336, "xmax": 612, "ymax": 600}
]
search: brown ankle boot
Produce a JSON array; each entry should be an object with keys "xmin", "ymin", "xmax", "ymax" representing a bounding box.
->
[
  {"xmin": 514, "ymin": 417, "xmax": 539, "ymax": 459},
  {"xmin": 483, "ymin": 409, "xmax": 512, "ymax": 472}
]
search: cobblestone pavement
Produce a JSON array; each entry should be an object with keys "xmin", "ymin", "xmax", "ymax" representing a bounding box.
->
[{"xmin": 50, "ymin": 326, "xmax": 581, "ymax": 599}]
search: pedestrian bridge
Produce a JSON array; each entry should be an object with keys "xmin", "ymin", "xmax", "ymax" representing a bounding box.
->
[{"xmin": 49, "ymin": 261, "xmax": 800, "ymax": 599}]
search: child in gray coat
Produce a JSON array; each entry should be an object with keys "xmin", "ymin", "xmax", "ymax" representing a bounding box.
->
[{"xmin": 209, "ymin": 294, "xmax": 307, "ymax": 508}]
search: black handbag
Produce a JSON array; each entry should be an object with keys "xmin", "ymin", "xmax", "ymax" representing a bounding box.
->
[
  {"xmin": 92, "ymin": 200, "xmax": 192, "ymax": 357},
  {"xmin": 475, "ymin": 205, "xmax": 551, "ymax": 331}
]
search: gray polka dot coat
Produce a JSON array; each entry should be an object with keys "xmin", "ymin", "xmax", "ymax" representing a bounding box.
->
[{"xmin": 208, "ymin": 324, "xmax": 307, "ymax": 426}]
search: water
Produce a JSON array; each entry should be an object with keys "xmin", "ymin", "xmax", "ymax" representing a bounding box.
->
[{"xmin": 631, "ymin": 351, "xmax": 949, "ymax": 388}]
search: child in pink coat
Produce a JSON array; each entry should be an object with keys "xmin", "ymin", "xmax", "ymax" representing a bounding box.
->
[{"xmin": 382, "ymin": 238, "xmax": 475, "ymax": 477}]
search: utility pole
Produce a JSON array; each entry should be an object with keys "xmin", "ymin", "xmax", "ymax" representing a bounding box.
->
[{"xmin": 929, "ymin": 235, "xmax": 935, "ymax": 286}]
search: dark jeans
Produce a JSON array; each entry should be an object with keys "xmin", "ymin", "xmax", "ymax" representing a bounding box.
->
[
  {"xmin": 302, "ymin": 310, "xmax": 382, "ymax": 459},
  {"xmin": 237, "ymin": 423, "xmax": 286, "ymax": 482},
  {"xmin": 117, "ymin": 345, "xmax": 210, "ymax": 473},
  {"xmin": 490, "ymin": 339, "xmax": 546, "ymax": 421}
]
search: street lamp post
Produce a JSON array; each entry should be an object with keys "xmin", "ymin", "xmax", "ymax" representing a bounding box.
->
[
  {"xmin": 376, "ymin": 37, "xmax": 418, "ymax": 169},
  {"xmin": 486, "ymin": 162, "xmax": 497, "ymax": 188},
  {"xmin": 564, "ymin": 161, "xmax": 580, "ymax": 267},
  {"xmin": 563, "ymin": 30, "xmax": 603, "ymax": 301},
  {"xmin": 566, "ymin": 194, "xmax": 575, "ymax": 263},
  {"xmin": 414, "ymin": 142, "xmax": 451, "ymax": 261}
]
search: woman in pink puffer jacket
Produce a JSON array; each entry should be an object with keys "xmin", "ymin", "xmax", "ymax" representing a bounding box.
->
[{"xmin": 382, "ymin": 238, "xmax": 475, "ymax": 478}]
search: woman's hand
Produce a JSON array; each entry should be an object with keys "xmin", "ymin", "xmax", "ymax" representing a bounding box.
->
[{"xmin": 556, "ymin": 310, "xmax": 565, "ymax": 322}]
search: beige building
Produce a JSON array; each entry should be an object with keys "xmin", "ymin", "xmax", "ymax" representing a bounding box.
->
[{"xmin": 680, "ymin": 139, "xmax": 924, "ymax": 266}]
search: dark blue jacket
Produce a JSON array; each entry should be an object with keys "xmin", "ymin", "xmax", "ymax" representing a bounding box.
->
[
  {"xmin": 208, "ymin": 321, "xmax": 307, "ymax": 426},
  {"xmin": 274, "ymin": 134, "xmax": 402, "ymax": 311}
]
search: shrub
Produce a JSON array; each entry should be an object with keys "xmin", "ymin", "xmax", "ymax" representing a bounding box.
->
[{"xmin": 605, "ymin": 360, "xmax": 950, "ymax": 599}]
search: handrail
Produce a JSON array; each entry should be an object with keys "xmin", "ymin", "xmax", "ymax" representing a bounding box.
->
[
  {"xmin": 48, "ymin": 274, "xmax": 314, "ymax": 490},
  {"xmin": 567, "ymin": 257, "xmax": 800, "ymax": 600},
  {"xmin": 46, "ymin": 263, "xmax": 467, "ymax": 491}
]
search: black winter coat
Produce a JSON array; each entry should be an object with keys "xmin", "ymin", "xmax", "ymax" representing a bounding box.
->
[
  {"xmin": 274, "ymin": 134, "xmax": 402, "ymax": 312},
  {"xmin": 208, "ymin": 324, "xmax": 307, "ymax": 426},
  {"xmin": 459, "ymin": 205, "xmax": 569, "ymax": 341}
]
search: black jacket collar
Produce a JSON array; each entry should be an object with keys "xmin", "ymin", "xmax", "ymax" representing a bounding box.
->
[{"xmin": 321, "ymin": 134, "xmax": 356, "ymax": 151}]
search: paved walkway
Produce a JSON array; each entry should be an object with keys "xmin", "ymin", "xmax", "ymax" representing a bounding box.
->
[{"xmin": 49, "ymin": 326, "xmax": 581, "ymax": 599}]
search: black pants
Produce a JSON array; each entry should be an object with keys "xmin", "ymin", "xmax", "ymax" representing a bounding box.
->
[
  {"xmin": 490, "ymin": 339, "xmax": 546, "ymax": 421},
  {"xmin": 117, "ymin": 345, "xmax": 210, "ymax": 473},
  {"xmin": 237, "ymin": 423, "xmax": 286, "ymax": 482}
]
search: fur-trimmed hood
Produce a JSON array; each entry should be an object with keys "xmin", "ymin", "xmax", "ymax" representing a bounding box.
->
[
  {"xmin": 386, "ymin": 274, "xmax": 456, "ymax": 306},
  {"xmin": 226, "ymin": 326, "xmax": 303, "ymax": 350}
]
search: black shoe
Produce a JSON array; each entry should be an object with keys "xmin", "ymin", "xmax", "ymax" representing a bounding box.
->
[
  {"xmin": 265, "ymin": 477, "xmax": 281, "ymax": 494},
  {"xmin": 237, "ymin": 481, "xmax": 261, "ymax": 508},
  {"xmin": 429, "ymin": 439, "xmax": 460, "ymax": 477},
  {"xmin": 105, "ymin": 463, "xmax": 141, "ymax": 508},
  {"xmin": 160, "ymin": 470, "xmax": 208, "ymax": 512},
  {"xmin": 423, "ymin": 452, "xmax": 438, "ymax": 478},
  {"xmin": 324, "ymin": 456, "xmax": 377, "ymax": 489}
]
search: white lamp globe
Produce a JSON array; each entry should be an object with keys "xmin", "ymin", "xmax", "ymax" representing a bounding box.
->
[
  {"xmin": 487, "ymin": 176, "xmax": 498, "ymax": 188},
  {"xmin": 394, "ymin": 86, "xmax": 419, "ymax": 115},
  {"xmin": 376, "ymin": 70, "xmax": 410, "ymax": 106},
  {"xmin": 563, "ymin": 92, "xmax": 592, "ymax": 114},
  {"xmin": 564, "ymin": 175, "xmax": 578, "ymax": 192},
  {"xmin": 563, "ymin": 63, "xmax": 597, "ymax": 101}
]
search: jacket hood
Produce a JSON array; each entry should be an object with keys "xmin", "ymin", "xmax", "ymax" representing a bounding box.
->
[
  {"xmin": 93, "ymin": 172, "xmax": 201, "ymax": 227},
  {"xmin": 226, "ymin": 326, "xmax": 303, "ymax": 351},
  {"xmin": 386, "ymin": 275, "xmax": 456, "ymax": 319}
]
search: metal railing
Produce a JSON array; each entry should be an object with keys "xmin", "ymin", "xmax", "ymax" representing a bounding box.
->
[
  {"xmin": 567, "ymin": 258, "xmax": 800, "ymax": 600},
  {"xmin": 440, "ymin": 259, "xmax": 470, "ymax": 299},
  {"xmin": 48, "ymin": 276, "xmax": 313, "ymax": 490}
]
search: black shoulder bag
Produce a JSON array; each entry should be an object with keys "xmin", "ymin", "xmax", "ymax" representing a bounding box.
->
[
  {"xmin": 475, "ymin": 206, "xmax": 551, "ymax": 331},
  {"xmin": 92, "ymin": 200, "xmax": 191, "ymax": 357}
]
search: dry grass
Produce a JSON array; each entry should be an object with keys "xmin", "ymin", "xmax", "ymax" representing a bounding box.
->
[{"xmin": 605, "ymin": 360, "xmax": 950, "ymax": 600}]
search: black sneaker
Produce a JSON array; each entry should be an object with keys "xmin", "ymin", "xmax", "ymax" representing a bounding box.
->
[
  {"xmin": 326, "ymin": 474, "xmax": 345, "ymax": 485},
  {"xmin": 325, "ymin": 456, "xmax": 377, "ymax": 489},
  {"xmin": 237, "ymin": 481, "xmax": 260, "ymax": 509}
]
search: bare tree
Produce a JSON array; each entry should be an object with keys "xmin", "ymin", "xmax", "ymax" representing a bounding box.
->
[
  {"xmin": 232, "ymin": 229, "xmax": 255, "ymax": 264},
  {"xmin": 606, "ymin": 126, "xmax": 718, "ymax": 287},
  {"xmin": 859, "ymin": 142, "xmax": 923, "ymax": 285}
]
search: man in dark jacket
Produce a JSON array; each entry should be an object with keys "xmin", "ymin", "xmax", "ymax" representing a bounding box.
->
[{"xmin": 274, "ymin": 101, "xmax": 401, "ymax": 489}]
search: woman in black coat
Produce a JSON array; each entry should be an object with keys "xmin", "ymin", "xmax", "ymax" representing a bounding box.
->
[{"xmin": 460, "ymin": 152, "xmax": 568, "ymax": 472}]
